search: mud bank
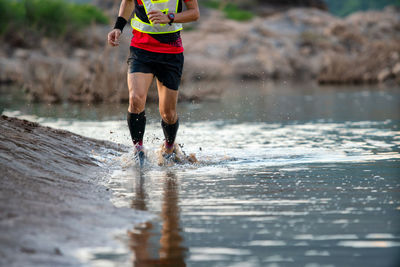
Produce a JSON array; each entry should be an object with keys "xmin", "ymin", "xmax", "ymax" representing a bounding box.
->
[{"xmin": 0, "ymin": 115, "xmax": 147, "ymax": 266}]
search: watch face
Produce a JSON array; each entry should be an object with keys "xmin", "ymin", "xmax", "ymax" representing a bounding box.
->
[{"xmin": 169, "ymin": 13, "xmax": 175, "ymax": 20}]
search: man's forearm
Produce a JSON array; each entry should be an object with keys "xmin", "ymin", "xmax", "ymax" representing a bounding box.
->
[
  {"xmin": 174, "ymin": 8, "xmax": 200, "ymax": 23},
  {"xmin": 174, "ymin": 0, "xmax": 200, "ymax": 24},
  {"xmin": 119, "ymin": 0, "xmax": 135, "ymax": 21}
]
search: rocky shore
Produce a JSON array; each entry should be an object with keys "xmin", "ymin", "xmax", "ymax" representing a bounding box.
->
[
  {"xmin": 0, "ymin": 115, "xmax": 146, "ymax": 266},
  {"xmin": 0, "ymin": 5, "xmax": 399, "ymax": 103},
  {"xmin": 183, "ymin": 6, "xmax": 400, "ymax": 84}
]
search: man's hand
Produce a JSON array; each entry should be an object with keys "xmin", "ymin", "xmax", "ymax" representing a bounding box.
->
[
  {"xmin": 148, "ymin": 10, "xmax": 170, "ymax": 24},
  {"xmin": 108, "ymin": 29, "xmax": 122, "ymax": 47}
]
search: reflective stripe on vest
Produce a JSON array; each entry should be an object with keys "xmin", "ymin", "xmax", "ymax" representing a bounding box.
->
[{"xmin": 131, "ymin": 0, "xmax": 183, "ymax": 34}]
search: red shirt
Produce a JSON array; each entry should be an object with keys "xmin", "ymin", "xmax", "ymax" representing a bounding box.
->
[{"xmin": 130, "ymin": 0, "xmax": 191, "ymax": 54}]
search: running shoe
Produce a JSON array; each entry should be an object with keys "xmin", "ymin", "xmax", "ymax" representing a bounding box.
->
[
  {"xmin": 134, "ymin": 146, "xmax": 146, "ymax": 167},
  {"xmin": 158, "ymin": 143, "xmax": 182, "ymax": 166}
]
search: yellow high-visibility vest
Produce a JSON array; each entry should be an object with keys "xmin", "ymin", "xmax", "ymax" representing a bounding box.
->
[{"xmin": 131, "ymin": 0, "xmax": 183, "ymax": 34}]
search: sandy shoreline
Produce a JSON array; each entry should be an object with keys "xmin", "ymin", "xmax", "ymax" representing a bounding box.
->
[{"xmin": 0, "ymin": 115, "xmax": 147, "ymax": 266}]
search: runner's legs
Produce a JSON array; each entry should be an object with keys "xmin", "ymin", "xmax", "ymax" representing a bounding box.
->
[
  {"xmin": 157, "ymin": 79, "xmax": 178, "ymax": 124},
  {"xmin": 127, "ymin": 73, "xmax": 153, "ymax": 148},
  {"xmin": 157, "ymin": 79, "xmax": 179, "ymax": 153},
  {"xmin": 128, "ymin": 73, "xmax": 153, "ymax": 113}
]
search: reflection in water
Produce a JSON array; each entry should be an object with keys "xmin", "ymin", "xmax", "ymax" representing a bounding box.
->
[
  {"xmin": 129, "ymin": 173, "xmax": 152, "ymax": 265},
  {"xmin": 129, "ymin": 171, "xmax": 186, "ymax": 267}
]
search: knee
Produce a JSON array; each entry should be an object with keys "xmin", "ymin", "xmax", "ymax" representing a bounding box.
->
[
  {"xmin": 129, "ymin": 92, "xmax": 146, "ymax": 113},
  {"xmin": 160, "ymin": 108, "xmax": 177, "ymax": 124}
]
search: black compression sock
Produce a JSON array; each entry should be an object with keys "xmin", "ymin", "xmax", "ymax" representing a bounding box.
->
[
  {"xmin": 161, "ymin": 119, "xmax": 179, "ymax": 148},
  {"xmin": 127, "ymin": 111, "xmax": 146, "ymax": 145}
]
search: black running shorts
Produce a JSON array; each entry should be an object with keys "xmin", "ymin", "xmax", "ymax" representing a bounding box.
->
[{"xmin": 127, "ymin": 46, "xmax": 184, "ymax": 91}]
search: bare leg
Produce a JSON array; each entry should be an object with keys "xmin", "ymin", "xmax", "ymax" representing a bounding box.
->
[
  {"xmin": 127, "ymin": 73, "xmax": 153, "ymax": 150},
  {"xmin": 128, "ymin": 73, "xmax": 154, "ymax": 113},
  {"xmin": 157, "ymin": 79, "xmax": 178, "ymax": 124},
  {"xmin": 157, "ymin": 79, "xmax": 179, "ymax": 153}
]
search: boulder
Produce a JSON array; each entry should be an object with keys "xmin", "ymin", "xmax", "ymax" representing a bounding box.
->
[
  {"xmin": 392, "ymin": 62, "xmax": 400, "ymax": 76},
  {"xmin": 377, "ymin": 68, "xmax": 392, "ymax": 83},
  {"xmin": 0, "ymin": 58, "xmax": 23, "ymax": 84}
]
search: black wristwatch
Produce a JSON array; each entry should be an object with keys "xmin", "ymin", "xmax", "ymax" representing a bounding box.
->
[{"xmin": 167, "ymin": 13, "xmax": 175, "ymax": 25}]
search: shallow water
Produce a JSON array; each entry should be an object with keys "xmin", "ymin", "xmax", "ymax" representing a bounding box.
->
[{"xmin": 2, "ymin": 82, "xmax": 400, "ymax": 266}]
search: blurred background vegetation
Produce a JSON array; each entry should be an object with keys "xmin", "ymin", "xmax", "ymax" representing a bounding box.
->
[
  {"xmin": 202, "ymin": 0, "xmax": 400, "ymax": 20},
  {"xmin": 1, "ymin": 0, "xmax": 399, "ymax": 36},
  {"xmin": 0, "ymin": 0, "xmax": 108, "ymax": 38},
  {"xmin": 325, "ymin": 0, "xmax": 400, "ymax": 16},
  {"xmin": 202, "ymin": 0, "xmax": 254, "ymax": 21}
]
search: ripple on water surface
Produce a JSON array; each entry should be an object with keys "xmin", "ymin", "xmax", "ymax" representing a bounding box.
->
[
  {"xmin": 103, "ymin": 120, "xmax": 400, "ymax": 267},
  {"xmin": 4, "ymin": 110, "xmax": 400, "ymax": 266}
]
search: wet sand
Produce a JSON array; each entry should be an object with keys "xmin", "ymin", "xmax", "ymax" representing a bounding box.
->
[{"xmin": 0, "ymin": 115, "xmax": 147, "ymax": 266}]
